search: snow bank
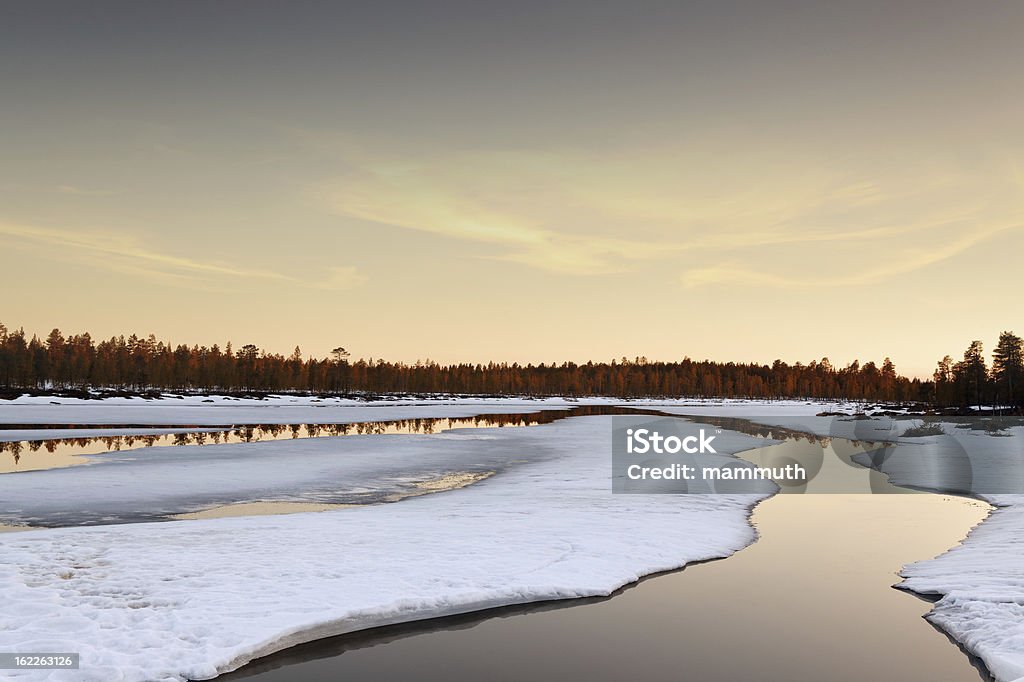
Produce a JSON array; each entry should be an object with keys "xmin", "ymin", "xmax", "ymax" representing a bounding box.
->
[
  {"xmin": 0, "ymin": 394, "xmax": 850, "ymax": 427},
  {"xmin": 871, "ymin": 427, "xmax": 1024, "ymax": 682},
  {"xmin": 900, "ymin": 496, "xmax": 1024, "ymax": 682},
  {"xmin": 0, "ymin": 415, "xmax": 769, "ymax": 681},
  {"xmin": 0, "ymin": 395, "xmax": 578, "ymax": 426},
  {"xmin": 1, "ymin": 429, "xmax": 556, "ymax": 526}
]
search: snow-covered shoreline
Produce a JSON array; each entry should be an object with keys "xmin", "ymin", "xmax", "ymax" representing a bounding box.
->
[
  {"xmin": 0, "ymin": 394, "xmax": 582, "ymax": 426},
  {"xmin": 899, "ymin": 496, "xmax": 1024, "ymax": 682},
  {"xmin": 0, "ymin": 410, "xmax": 771, "ymax": 681},
  {"xmin": 2, "ymin": 396, "xmax": 1020, "ymax": 681}
]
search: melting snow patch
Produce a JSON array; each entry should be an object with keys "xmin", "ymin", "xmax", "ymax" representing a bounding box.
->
[{"xmin": 0, "ymin": 416, "xmax": 769, "ymax": 681}]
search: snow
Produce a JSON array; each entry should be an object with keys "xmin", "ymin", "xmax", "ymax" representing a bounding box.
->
[
  {"xmin": 5, "ymin": 395, "xmax": 1021, "ymax": 681},
  {"xmin": 866, "ymin": 428, "xmax": 1024, "ymax": 682},
  {"xmin": 0, "ymin": 394, "xmax": 580, "ymax": 426},
  {"xmin": 1, "ymin": 422, "xmax": 689, "ymax": 527},
  {"xmin": 899, "ymin": 497, "xmax": 1024, "ymax": 682},
  {"xmin": 0, "ymin": 393, "xmax": 855, "ymax": 427},
  {"xmin": 0, "ymin": 414, "xmax": 770, "ymax": 681}
]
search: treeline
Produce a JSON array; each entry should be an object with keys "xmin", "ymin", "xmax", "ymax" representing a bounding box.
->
[
  {"xmin": 932, "ymin": 332, "xmax": 1023, "ymax": 409},
  {"xmin": 0, "ymin": 322, "xmax": 1019, "ymax": 408}
]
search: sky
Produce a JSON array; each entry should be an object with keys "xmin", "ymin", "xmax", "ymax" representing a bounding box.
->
[{"xmin": 2, "ymin": 0, "xmax": 1022, "ymax": 378}]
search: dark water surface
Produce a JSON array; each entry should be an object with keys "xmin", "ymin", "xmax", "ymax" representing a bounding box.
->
[{"xmin": 0, "ymin": 410, "xmax": 581, "ymax": 473}]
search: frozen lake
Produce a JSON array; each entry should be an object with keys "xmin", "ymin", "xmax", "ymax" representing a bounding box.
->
[
  {"xmin": 0, "ymin": 397, "xmax": 1014, "ymax": 681},
  {"xmin": 220, "ymin": 431, "xmax": 993, "ymax": 682}
]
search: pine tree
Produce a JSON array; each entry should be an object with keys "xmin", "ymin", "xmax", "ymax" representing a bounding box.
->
[
  {"xmin": 992, "ymin": 331, "xmax": 1023, "ymax": 409},
  {"xmin": 954, "ymin": 340, "xmax": 988, "ymax": 408}
]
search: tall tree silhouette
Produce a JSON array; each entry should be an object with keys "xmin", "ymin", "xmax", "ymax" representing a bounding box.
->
[
  {"xmin": 992, "ymin": 331, "xmax": 1024, "ymax": 408},
  {"xmin": 953, "ymin": 341, "xmax": 988, "ymax": 408}
]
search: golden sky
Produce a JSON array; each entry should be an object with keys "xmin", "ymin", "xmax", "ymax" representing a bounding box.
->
[{"xmin": 2, "ymin": 1, "xmax": 1022, "ymax": 377}]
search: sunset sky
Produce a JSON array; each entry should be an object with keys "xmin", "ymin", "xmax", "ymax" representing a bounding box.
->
[{"xmin": 2, "ymin": 1, "xmax": 1022, "ymax": 377}]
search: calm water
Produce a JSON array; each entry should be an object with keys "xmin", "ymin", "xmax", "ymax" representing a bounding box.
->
[
  {"xmin": 0, "ymin": 411, "xmax": 576, "ymax": 473},
  {"xmin": 221, "ymin": 432, "xmax": 992, "ymax": 682}
]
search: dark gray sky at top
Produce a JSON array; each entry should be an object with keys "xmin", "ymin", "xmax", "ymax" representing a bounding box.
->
[{"xmin": 4, "ymin": 1, "xmax": 1021, "ymax": 148}]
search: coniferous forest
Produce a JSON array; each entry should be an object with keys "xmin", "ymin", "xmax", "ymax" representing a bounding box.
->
[{"xmin": 0, "ymin": 322, "xmax": 1021, "ymax": 409}]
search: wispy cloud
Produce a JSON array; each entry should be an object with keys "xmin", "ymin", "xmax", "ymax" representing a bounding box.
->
[
  {"xmin": 328, "ymin": 172, "xmax": 673, "ymax": 274},
  {"xmin": 55, "ymin": 185, "xmax": 118, "ymax": 197},
  {"xmin": 312, "ymin": 138, "xmax": 1023, "ymax": 284},
  {"xmin": 316, "ymin": 152, "xmax": 691, "ymax": 275},
  {"xmin": 318, "ymin": 266, "xmax": 366, "ymax": 290},
  {"xmin": 0, "ymin": 221, "xmax": 365, "ymax": 291},
  {"xmin": 681, "ymin": 221, "xmax": 1022, "ymax": 288}
]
